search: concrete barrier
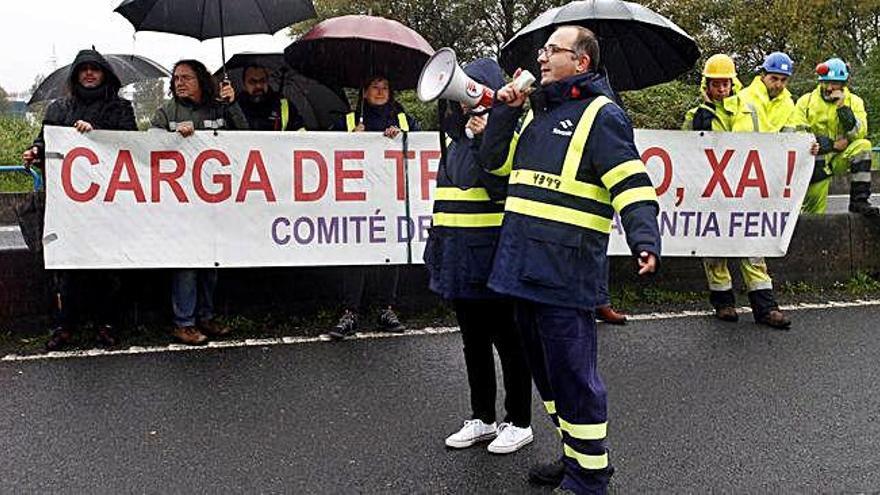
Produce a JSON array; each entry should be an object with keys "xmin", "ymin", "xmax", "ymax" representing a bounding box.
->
[{"xmin": 2, "ymin": 196, "xmax": 879, "ymax": 323}]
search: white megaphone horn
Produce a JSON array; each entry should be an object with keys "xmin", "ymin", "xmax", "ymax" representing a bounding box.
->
[
  {"xmin": 417, "ymin": 48, "xmax": 536, "ymax": 108},
  {"xmin": 417, "ymin": 48, "xmax": 494, "ymax": 107}
]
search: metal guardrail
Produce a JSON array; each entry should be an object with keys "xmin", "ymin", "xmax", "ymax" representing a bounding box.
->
[{"xmin": 0, "ymin": 165, "xmax": 43, "ymax": 191}]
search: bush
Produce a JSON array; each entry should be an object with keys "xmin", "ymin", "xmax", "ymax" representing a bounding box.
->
[{"xmin": 0, "ymin": 116, "xmax": 39, "ymax": 192}]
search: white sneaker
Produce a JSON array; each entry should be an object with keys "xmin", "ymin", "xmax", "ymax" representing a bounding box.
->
[
  {"xmin": 487, "ymin": 423, "xmax": 533, "ymax": 454},
  {"xmin": 445, "ymin": 419, "xmax": 497, "ymax": 448}
]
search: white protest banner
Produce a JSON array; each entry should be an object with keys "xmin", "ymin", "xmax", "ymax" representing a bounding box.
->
[
  {"xmin": 43, "ymin": 127, "xmax": 814, "ymax": 268},
  {"xmin": 611, "ymin": 129, "xmax": 815, "ymax": 257}
]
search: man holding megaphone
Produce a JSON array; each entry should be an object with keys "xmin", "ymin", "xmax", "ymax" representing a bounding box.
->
[{"xmin": 476, "ymin": 26, "xmax": 662, "ymax": 494}]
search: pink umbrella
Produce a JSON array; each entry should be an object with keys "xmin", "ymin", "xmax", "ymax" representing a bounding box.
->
[{"xmin": 284, "ymin": 15, "xmax": 434, "ymax": 90}]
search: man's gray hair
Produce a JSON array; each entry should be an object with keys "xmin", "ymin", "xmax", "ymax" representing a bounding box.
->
[{"xmin": 557, "ymin": 25, "xmax": 600, "ymax": 71}]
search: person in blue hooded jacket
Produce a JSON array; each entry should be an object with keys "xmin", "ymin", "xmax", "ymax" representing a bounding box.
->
[
  {"xmin": 425, "ymin": 59, "xmax": 534, "ymax": 455},
  {"xmin": 328, "ymin": 76, "xmax": 420, "ymax": 339},
  {"xmin": 478, "ymin": 26, "xmax": 661, "ymax": 494}
]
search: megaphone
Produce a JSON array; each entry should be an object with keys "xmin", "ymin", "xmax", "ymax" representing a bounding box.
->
[{"xmin": 418, "ymin": 48, "xmax": 494, "ymax": 107}]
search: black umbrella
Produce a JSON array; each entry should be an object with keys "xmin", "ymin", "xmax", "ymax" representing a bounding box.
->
[
  {"xmin": 28, "ymin": 53, "xmax": 170, "ymax": 105},
  {"xmin": 499, "ymin": 0, "xmax": 700, "ymax": 91},
  {"xmin": 114, "ymin": 0, "xmax": 317, "ymax": 75},
  {"xmin": 212, "ymin": 53, "xmax": 350, "ymax": 130}
]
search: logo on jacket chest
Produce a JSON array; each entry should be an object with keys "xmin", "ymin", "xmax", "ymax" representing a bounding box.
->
[{"xmin": 551, "ymin": 119, "xmax": 575, "ymax": 137}]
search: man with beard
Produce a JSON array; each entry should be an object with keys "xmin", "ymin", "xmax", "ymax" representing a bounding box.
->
[
  {"xmin": 237, "ymin": 64, "xmax": 305, "ymax": 131},
  {"xmin": 21, "ymin": 48, "xmax": 137, "ymax": 351},
  {"xmin": 151, "ymin": 59, "xmax": 248, "ymax": 346}
]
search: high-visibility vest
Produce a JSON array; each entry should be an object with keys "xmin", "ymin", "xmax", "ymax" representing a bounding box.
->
[
  {"xmin": 505, "ymin": 96, "xmax": 656, "ymax": 234},
  {"xmin": 279, "ymin": 98, "xmax": 305, "ymax": 132},
  {"xmin": 345, "ymin": 112, "xmax": 409, "ymax": 132}
]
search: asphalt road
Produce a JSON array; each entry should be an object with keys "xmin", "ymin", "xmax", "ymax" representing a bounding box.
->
[{"xmin": 2, "ymin": 303, "xmax": 880, "ymax": 494}]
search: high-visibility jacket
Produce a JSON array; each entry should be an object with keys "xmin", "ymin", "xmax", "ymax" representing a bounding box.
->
[
  {"xmin": 478, "ymin": 72, "xmax": 661, "ymax": 309},
  {"xmin": 795, "ymin": 86, "xmax": 868, "ymax": 141},
  {"xmin": 725, "ymin": 76, "xmax": 804, "ymax": 132},
  {"xmin": 682, "ymin": 76, "xmax": 743, "ymax": 131},
  {"xmin": 345, "ymin": 111, "xmax": 410, "ymax": 132}
]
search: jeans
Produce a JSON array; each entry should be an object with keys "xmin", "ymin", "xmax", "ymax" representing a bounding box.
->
[{"xmin": 171, "ymin": 269, "xmax": 218, "ymax": 327}]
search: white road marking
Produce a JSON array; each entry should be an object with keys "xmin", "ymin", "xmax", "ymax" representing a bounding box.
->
[{"xmin": 4, "ymin": 299, "xmax": 880, "ymax": 362}]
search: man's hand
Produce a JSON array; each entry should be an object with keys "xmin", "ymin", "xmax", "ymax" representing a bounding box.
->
[
  {"xmin": 74, "ymin": 120, "xmax": 94, "ymax": 133},
  {"xmin": 219, "ymin": 81, "xmax": 235, "ymax": 103},
  {"xmin": 353, "ymin": 123, "xmax": 365, "ymax": 133},
  {"xmin": 177, "ymin": 122, "xmax": 195, "ymax": 138},
  {"xmin": 809, "ymin": 141, "xmax": 820, "ymax": 156},
  {"xmin": 384, "ymin": 126, "xmax": 401, "ymax": 139},
  {"xmin": 637, "ymin": 251, "xmax": 657, "ymax": 275},
  {"xmin": 465, "ymin": 114, "xmax": 487, "ymax": 137},
  {"xmin": 833, "ymin": 136, "xmax": 849, "ymax": 151},
  {"xmin": 22, "ymin": 146, "xmax": 39, "ymax": 168},
  {"xmin": 496, "ymin": 68, "xmax": 533, "ymax": 108}
]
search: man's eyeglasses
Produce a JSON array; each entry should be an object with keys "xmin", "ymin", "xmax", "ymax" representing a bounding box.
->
[{"xmin": 537, "ymin": 44, "xmax": 578, "ymax": 58}]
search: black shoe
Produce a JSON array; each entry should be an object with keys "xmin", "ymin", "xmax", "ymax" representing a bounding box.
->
[
  {"xmin": 96, "ymin": 324, "xmax": 117, "ymax": 347},
  {"xmin": 378, "ymin": 308, "xmax": 405, "ymax": 333},
  {"xmin": 528, "ymin": 457, "xmax": 565, "ymax": 486},
  {"xmin": 45, "ymin": 327, "xmax": 72, "ymax": 352},
  {"xmin": 329, "ymin": 311, "xmax": 358, "ymax": 340}
]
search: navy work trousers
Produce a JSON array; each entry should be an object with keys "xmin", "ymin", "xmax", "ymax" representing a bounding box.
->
[{"xmin": 515, "ymin": 300, "xmax": 613, "ymax": 494}]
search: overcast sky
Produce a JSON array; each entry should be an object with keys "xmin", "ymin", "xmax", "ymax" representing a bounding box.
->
[{"xmin": 0, "ymin": 0, "xmax": 295, "ymax": 96}]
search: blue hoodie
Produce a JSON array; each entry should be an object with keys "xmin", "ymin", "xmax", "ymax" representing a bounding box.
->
[{"xmin": 424, "ymin": 58, "xmax": 511, "ymax": 300}]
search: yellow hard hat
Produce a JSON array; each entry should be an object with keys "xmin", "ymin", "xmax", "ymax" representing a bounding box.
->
[{"xmin": 703, "ymin": 54, "xmax": 737, "ymax": 79}]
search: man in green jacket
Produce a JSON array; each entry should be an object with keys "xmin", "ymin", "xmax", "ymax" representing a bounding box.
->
[
  {"xmin": 151, "ymin": 59, "xmax": 248, "ymax": 346},
  {"xmin": 795, "ymin": 57, "xmax": 877, "ymax": 215}
]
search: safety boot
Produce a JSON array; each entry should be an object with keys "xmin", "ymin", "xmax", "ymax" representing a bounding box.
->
[
  {"xmin": 757, "ymin": 309, "xmax": 791, "ymax": 330},
  {"xmin": 714, "ymin": 306, "xmax": 739, "ymax": 322},
  {"xmin": 849, "ymin": 168, "xmax": 879, "ymax": 217}
]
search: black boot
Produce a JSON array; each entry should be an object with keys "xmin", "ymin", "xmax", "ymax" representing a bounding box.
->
[
  {"xmin": 529, "ymin": 456, "xmax": 565, "ymax": 486},
  {"xmin": 849, "ymin": 175, "xmax": 879, "ymax": 216}
]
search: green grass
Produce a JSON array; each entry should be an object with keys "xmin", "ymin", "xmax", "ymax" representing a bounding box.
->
[{"xmin": 0, "ymin": 115, "xmax": 39, "ymax": 192}]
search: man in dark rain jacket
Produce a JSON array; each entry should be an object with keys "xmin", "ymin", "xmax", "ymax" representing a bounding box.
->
[
  {"xmin": 237, "ymin": 64, "xmax": 305, "ymax": 131},
  {"xmin": 21, "ymin": 48, "xmax": 137, "ymax": 351},
  {"xmin": 478, "ymin": 26, "xmax": 661, "ymax": 494},
  {"xmin": 426, "ymin": 59, "xmax": 534, "ymax": 455}
]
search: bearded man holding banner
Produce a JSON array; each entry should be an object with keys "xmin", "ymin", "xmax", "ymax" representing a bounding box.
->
[{"xmin": 479, "ymin": 25, "xmax": 661, "ymax": 494}]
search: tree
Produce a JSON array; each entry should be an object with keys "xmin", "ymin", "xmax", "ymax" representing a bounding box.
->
[
  {"xmin": 131, "ymin": 79, "xmax": 166, "ymax": 129},
  {"xmin": 0, "ymin": 84, "xmax": 10, "ymax": 115},
  {"xmin": 27, "ymin": 74, "xmax": 48, "ymax": 123}
]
